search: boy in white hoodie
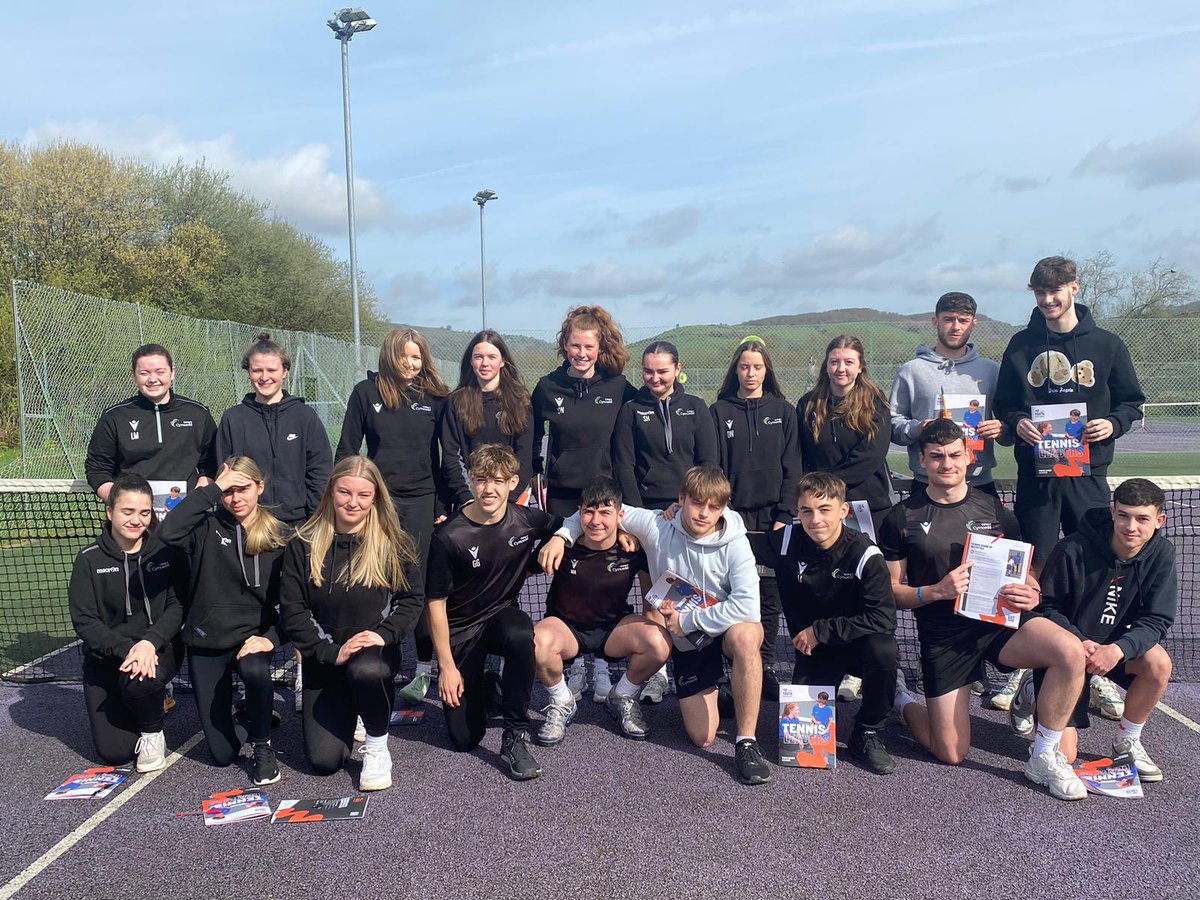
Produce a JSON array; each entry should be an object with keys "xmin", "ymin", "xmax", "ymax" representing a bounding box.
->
[{"xmin": 540, "ymin": 465, "xmax": 770, "ymax": 785}]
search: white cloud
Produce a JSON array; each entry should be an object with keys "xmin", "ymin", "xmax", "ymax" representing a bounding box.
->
[{"xmin": 1074, "ymin": 118, "xmax": 1200, "ymax": 189}]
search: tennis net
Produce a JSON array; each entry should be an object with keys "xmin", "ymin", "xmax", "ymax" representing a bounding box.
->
[{"xmin": 2, "ymin": 477, "xmax": 1198, "ymax": 686}]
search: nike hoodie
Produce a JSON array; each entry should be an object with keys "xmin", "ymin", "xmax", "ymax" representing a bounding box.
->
[
  {"xmin": 68, "ymin": 525, "xmax": 185, "ymax": 663},
  {"xmin": 1028, "ymin": 506, "xmax": 1175, "ymax": 661},
  {"xmin": 612, "ymin": 384, "xmax": 719, "ymax": 507},
  {"xmin": 993, "ymin": 304, "xmax": 1144, "ymax": 476},
  {"xmin": 888, "ymin": 343, "xmax": 1011, "ymax": 484},
  {"xmin": 85, "ymin": 393, "xmax": 217, "ymax": 492},
  {"xmin": 711, "ymin": 393, "xmax": 802, "ymax": 527},
  {"xmin": 556, "ymin": 504, "xmax": 759, "ymax": 637},
  {"xmin": 216, "ymin": 393, "xmax": 332, "ymax": 524}
]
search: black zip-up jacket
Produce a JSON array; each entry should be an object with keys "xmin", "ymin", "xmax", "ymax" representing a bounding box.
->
[
  {"xmin": 337, "ymin": 372, "xmax": 446, "ymax": 511},
  {"xmin": 612, "ymin": 384, "xmax": 719, "ymax": 507},
  {"xmin": 68, "ymin": 525, "xmax": 185, "ymax": 663},
  {"xmin": 531, "ymin": 365, "xmax": 637, "ymax": 499},
  {"xmin": 440, "ymin": 390, "xmax": 535, "ymax": 509},
  {"xmin": 796, "ymin": 392, "xmax": 893, "ymax": 513},
  {"xmin": 85, "ymin": 393, "xmax": 217, "ymax": 492},
  {"xmin": 278, "ymin": 534, "xmax": 425, "ymax": 666},
  {"xmin": 751, "ymin": 524, "xmax": 895, "ymax": 645},
  {"xmin": 712, "ymin": 393, "xmax": 802, "ymax": 528},
  {"xmin": 994, "ymin": 304, "xmax": 1144, "ymax": 476},
  {"xmin": 155, "ymin": 482, "xmax": 286, "ymax": 651},
  {"xmin": 216, "ymin": 393, "xmax": 332, "ymax": 525},
  {"xmin": 1027, "ymin": 506, "xmax": 1175, "ymax": 661}
]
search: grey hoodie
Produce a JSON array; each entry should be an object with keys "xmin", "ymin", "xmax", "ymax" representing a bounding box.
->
[
  {"xmin": 888, "ymin": 343, "xmax": 1010, "ymax": 484},
  {"xmin": 556, "ymin": 504, "xmax": 759, "ymax": 637}
]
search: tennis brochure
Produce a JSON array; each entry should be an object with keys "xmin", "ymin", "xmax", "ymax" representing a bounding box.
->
[
  {"xmin": 202, "ymin": 790, "xmax": 272, "ymax": 825},
  {"xmin": 778, "ymin": 683, "xmax": 837, "ymax": 769},
  {"xmin": 1031, "ymin": 402, "xmax": 1090, "ymax": 477},
  {"xmin": 643, "ymin": 570, "xmax": 723, "ymax": 651},
  {"xmin": 46, "ymin": 766, "xmax": 132, "ymax": 800},
  {"xmin": 953, "ymin": 533, "xmax": 1032, "ymax": 630},
  {"xmin": 271, "ymin": 796, "xmax": 369, "ymax": 824}
]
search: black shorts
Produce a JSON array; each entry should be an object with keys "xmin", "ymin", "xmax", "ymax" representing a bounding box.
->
[
  {"xmin": 1033, "ymin": 662, "xmax": 1135, "ymax": 730},
  {"xmin": 918, "ymin": 620, "xmax": 1017, "ymax": 698},
  {"xmin": 559, "ymin": 616, "xmax": 627, "ymax": 663},
  {"xmin": 671, "ymin": 638, "xmax": 727, "ymax": 699}
]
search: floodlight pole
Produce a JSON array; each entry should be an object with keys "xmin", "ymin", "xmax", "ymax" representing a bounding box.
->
[{"xmin": 474, "ymin": 190, "xmax": 497, "ymax": 330}]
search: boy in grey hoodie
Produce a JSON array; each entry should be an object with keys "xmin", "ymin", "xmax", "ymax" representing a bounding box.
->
[
  {"xmin": 889, "ymin": 292, "xmax": 1010, "ymax": 492},
  {"xmin": 539, "ymin": 465, "xmax": 771, "ymax": 786}
]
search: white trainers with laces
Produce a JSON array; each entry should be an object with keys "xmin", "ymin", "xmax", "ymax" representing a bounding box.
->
[
  {"xmin": 592, "ymin": 668, "xmax": 613, "ymax": 703},
  {"xmin": 359, "ymin": 742, "xmax": 392, "ymax": 791},
  {"xmin": 566, "ymin": 665, "xmax": 587, "ymax": 702},
  {"xmin": 1113, "ymin": 736, "xmax": 1163, "ymax": 782},
  {"xmin": 1090, "ymin": 676, "xmax": 1125, "ymax": 721},
  {"xmin": 1007, "ymin": 669, "xmax": 1035, "ymax": 737},
  {"xmin": 837, "ymin": 674, "xmax": 863, "ymax": 702},
  {"xmin": 988, "ymin": 668, "xmax": 1027, "ymax": 711},
  {"xmin": 1024, "ymin": 747, "xmax": 1087, "ymax": 801},
  {"xmin": 135, "ymin": 731, "xmax": 167, "ymax": 773},
  {"xmin": 640, "ymin": 670, "xmax": 669, "ymax": 704}
]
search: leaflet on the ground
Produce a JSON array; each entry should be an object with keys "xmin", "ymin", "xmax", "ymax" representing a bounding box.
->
[
  {"xmin": 953, "ymin": 533, "xmax": 1031, "ymax": 630},
  {"xmin": 643, "ymin": 570, "xmax": 723, "ymax": 651},
  {"xmin": 390, "ymin": 708, "xmax": 425, "ymax": 726},
  {"xmin": 46, "ymin": 766, "xmax": 132, "ymax": 800},
  {"xmin": 1031, "ymin": 402, "xmax": 1090, "ymax": 477},
  {"xmin": 1074, "ymin": 753, "xmax": 1144, "ymax": 798},
  {"xmin": 271, "ymin": 796, "xmax": 369, "ymax": 824},
  {"xmin": 778, "ymin": 683, "xmax": 837, "ymax": 769},
  {"xmin": 202, "ymin": 789, "xmax": 272, "ymax": 825},
  {"xmin": 938, "ymin": 389, "xmax": 987, "ymax": 472}
]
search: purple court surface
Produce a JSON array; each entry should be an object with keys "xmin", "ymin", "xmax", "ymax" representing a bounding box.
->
[{"xmin": 1, "ymin": 680, "xmax": 1198, "ymax": 900}]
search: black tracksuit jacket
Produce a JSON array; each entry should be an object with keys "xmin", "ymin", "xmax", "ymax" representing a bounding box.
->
[
  {"xmin": 85, "ymin": 393, "xmax": 217, "ymax": 492},
  {"xmin": 712, "ymin": 393, "xmax": 802, "ymax": 529},
  {"xmin": 440, "ymin": 390, "xmax": 535, "ymax": 509},
  {"xmin": 612, "ymin": 384, "xmax": 719, "ymax": 507},
  {"xmin": 796, "ymin": 392, "xmax": 893, "ymax": 513}
]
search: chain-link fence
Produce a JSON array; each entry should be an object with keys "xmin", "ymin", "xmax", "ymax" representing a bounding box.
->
[{"xmin": 8, "ymin": 279, "xmax": 1200, "ymax": 477}]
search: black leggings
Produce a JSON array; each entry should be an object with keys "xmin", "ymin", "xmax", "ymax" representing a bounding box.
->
[
  {"xmin": 81, "ymin": 644, "xmax": 179, "ymax": 765},
  {"xmin": 759, "ymin": 576, "xmax": 782, "ymax": 671},
  {"xmin": 188, "ymin": 647, "xmax": 274, "ymax": 766},
  {"xmin": 300, "ymin": 644, "xmax": 400, "ymax": 775},
  {"xmin": 444, "ymin": 606, "xmax": 535, "ymax": 751},
  {"xmin": 391, "ymin": 491, "xmax": 435, "ymax": 662}
]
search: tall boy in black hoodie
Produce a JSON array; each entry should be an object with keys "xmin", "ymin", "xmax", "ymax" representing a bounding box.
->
[
  {"xmin": 994, "ymin": 256, "xmax": 1145, "ymax": 569},
  {"xmin": 1016, "ymin": 478, "xmax": 1175, "ymax": 782}
]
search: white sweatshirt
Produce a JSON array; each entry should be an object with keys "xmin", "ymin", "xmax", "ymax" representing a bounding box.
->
[{"xmin": 555, "ymin": 505, "xmax": 760, "ymax": 637}]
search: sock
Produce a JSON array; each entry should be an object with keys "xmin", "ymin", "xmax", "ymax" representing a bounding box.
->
[
  {"xmin": 546, "ymin": 677, "xmax": 573, "ymax": 707},
  {"xmin": 894, "ymin": 690, "xmax": 916, "ymax": 716},
  {"xmin": 735, "ymin": 734, "xmax": 756, "ymax": 744},
  {"xmin": 612, "ymin": 674, "xmax": 641, "ymax": 700},
  {"xmin": 652, "ymin": 663, "xmax": 667, "ymax": 680},
  {"xmin": 594, "ymin": 658, "xmax": 610, "ymax": 677},
  {"xmin": 364, "ymin": 732, "xmax": 388, "ymax": 750},
  {"xmin": 414, "ymin": 662, "xmax": 433, "ymax": 676},
  {"xmin": 1118, "ymin": 718, "xmax": 1145, "ymax": 742},
  {"xmin": 1031, "ymin": 725, "xmax": 1063, "ymax": 759}
]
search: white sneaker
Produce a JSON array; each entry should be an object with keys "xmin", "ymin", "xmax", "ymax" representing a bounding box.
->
[
  {"xmin": 1024, "ymin": 747, "xmax": 1087, "ymax": 801},
  {"xmin": 163, "ymin": 681, "xmax": 176, "ymax": 715},
  {"xmin": 353, "ymin": 716, "xmax": 367, "ymax": 743},
  {"xmin": 293, "ymin": 668, "xmax": 304, "ymax": 713},
  {"xmin": 135, "ymin": 731, "xmax": 167, "ymax": 773},
  {"xmin": 1090, "ymin": 676, "xmax": 1125, "ymax": 721},
  {"xmin": 1113, "ymin": 736, "xmax": 1163, "ymax": 782},
  {"xmin": 988, "ymin": 668, "xmax": 1027, "ymax": 711},
  {"xmin": 1008, "ymin": 670, "xmax": 1035, "ymax": 737},
  {"xmin": 837, "ymin": 674, "xmax": 863, "ymax": 702},
  {"xmin": 592, "ymin": 668, "xmax": 613, "ymax": 703},
  {"xmin": 566, "ymin": 665, "xmax": 587, "ymax": 703},
  {"xmin": 640, "ymin": 670, "xmax": 669, "ymax": 704},
  {"xmin": 359, "ymin": 742, "xmax": 392, "ymax": 791}
]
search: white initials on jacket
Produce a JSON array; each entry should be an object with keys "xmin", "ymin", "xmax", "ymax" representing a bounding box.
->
[
  {"xmin": 569, "ymin": 559, "xmax": 579, "ymax": 575},
  {"xmin": 554, "ymin": 397, "xmax": 565, "ymax": 415},
  {"xmin": 725, "ymin": 419, "xmax": 734, "ymax": 438},
  {"xmin": 129, "ymin": 419, "xmax": 140, "ymax": 441},
  {"xmin": 469, "ymin": 546, "xmax": 481, "ymax": 568}
]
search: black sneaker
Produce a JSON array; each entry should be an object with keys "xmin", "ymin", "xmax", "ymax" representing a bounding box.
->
[
  {"xmin": 251, "ymin": 741, "xmax": 281, "ymax": 786},
  {"xmin": 849, "ymin": 727, "xmax": 897, "ymax": 775},
  {"xmin": 500, "ymin": 729, "xmax": 543, "ymax": 781},
  {"xmin": 761, "ymin": 668, "xmax": 782, "ymax": 702},
  {"xmin": 734, "ymin": 738, "xmax": 772, "ymax": 785}
]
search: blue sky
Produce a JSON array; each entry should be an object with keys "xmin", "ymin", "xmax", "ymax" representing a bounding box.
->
[{"xmin": 8, "ymin": 1, "xmax": 1200, "ymax": 332}]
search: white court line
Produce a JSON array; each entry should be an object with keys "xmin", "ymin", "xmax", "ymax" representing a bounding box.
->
[
  {"xmin": 1156, "ymin": 700, "xmax": 1200, "ymax": 735},
  {"xmin": 0, "ymin": 730, "xmax": 203, "ymax": 900},
  {"xmin": 1, "ymin": 641, "xmax": 80, "ymax": 681}
]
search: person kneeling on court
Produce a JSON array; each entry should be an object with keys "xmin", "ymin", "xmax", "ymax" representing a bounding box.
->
[
  {"xmin": 69, "ymin": 475, "xmax": 185, "ymax": 773},
  {"xmin": 425, "ymin": 445, "xmax": 564, "ymax": 781},
  {"xmin": 279, "ymin": 457, "xmax": 424, "ymax": 791},
  {"xmin": 533, "ymin": 476, "xmax": 669, "ymax": 747},
  {"xmin": 1010, "ymin": 477, "xmax": 1176, "ymax": 783},
  {"xmin": 879, "ymin": 419, "xmax": 1089, "ymax": 800},
  {"xmin": 750, "ymin": 472, "xmax": 900, "ymax": 774},
  {"xmin": 541, "ymin": 465, "xmax": 771, "ymax": 786}
]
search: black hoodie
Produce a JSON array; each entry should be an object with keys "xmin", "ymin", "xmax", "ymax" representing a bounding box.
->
[
  {"xmin": 1028, "ymin": 506, "xmax": 1175, "ymax": 661},
  {"xmin": 278, "ymin": 535, "xmax": 425, "ymax": 666},
  {"xmin": 85, "ymin": 393, "xmax": 217, "ymax": 492},
  {"xmin": 440, "ymin": 390, "xmax": 535, "ymax": 509},
  {"xmin": 796, "ymin": 392, "xmax": 894, "ymax": 513},
  {"xmin": 154, "ymin": 482, "xmax": 286, "ymax": 651},
  {"xmin": 994, "ymin": 304, "xmax": 1144, "ymax": 476},
  {"xmin": 612, "ymin": 384, "xmax": 719, "ymax": 507},
  {"xmin": 68, "ymin": 526, "xmax": 185, "ymax": 663},
  {"xmin": 531, "ymin": 365, "xmax": 637, "ymax": 500},
  {"xmin": 216, "ymin": 393, "xmax": 333, "ymax": 524},
  {"xmin": 337, "ymin": 372, "xmax": 446, "ymax": 509},
  {"xmin": 712, "ymin": 393, "xmax": 802, "ymax": 528}
]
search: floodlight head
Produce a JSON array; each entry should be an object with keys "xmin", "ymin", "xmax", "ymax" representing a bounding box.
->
[
  {"xmin": 474, "ymin": 190, "xmax": 498, "ymax": 207},
  {"xmin": 329, "ymin": 7, "xmax": 376, "ymax": 38}
]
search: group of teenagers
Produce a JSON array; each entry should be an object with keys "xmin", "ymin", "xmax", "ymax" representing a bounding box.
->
[{"xmin": 68, "ymin": 254, "xmax": 1176, "ymax": 801}]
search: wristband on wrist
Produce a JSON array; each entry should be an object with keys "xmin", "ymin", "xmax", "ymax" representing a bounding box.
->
[{"xmin": 916, "ymin": 585, "xmax": 925, "ymax": 605}]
